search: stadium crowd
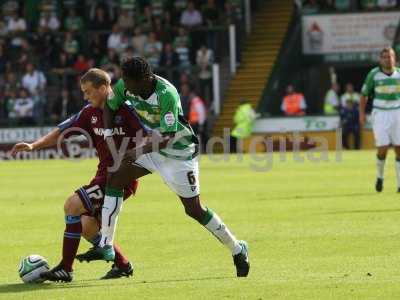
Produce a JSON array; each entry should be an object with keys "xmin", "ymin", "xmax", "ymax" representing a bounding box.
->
[
  {"xmin": 0, "ymin": 0, "xmax": 243, "ymax": 128},
  {"xmin": 297, "ymin": 0, "xmax": 400, "ymax": 12}
]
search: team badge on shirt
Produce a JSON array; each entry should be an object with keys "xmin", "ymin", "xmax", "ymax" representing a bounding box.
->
[
  {"xmin": 164, "ymin": 112, "xmax": 175, "ymax": 126},
  {"xmin": 91, "ymin": 116, "xmax": 98, "ymax": 124}
]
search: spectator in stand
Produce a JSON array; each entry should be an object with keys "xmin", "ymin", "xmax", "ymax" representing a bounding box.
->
[
  {"xmin": 63, "ymin": 31, "xmax": 80, "ymax": 60},
  {"xmin": 4, "ymin": 72, "xmax": 21, "ymax": 99},
  {"xmin": 107, "ymin": 24, "xmax": 125, "ymax": 53},
  {"xmin": 51, "ymin": 88, "xmax": 81, "ymax": 122},
  {"xmin": 179, "ymin": 72, "xmax": 197, "ymax": 92},
  {"xmin": 0, "ymin": 45, "xmax": 7, "ymax": 75},
  {"xmin": 340, "ymin": 98, "xmax": 360, "ymax": 150},
  {"xmin": 90, "ymin": 33, "xmax": 107, "ymax": 65},
  {"xmin": 377, "ymin": 0, "xmax": 397, "ymax": 9},
  {"xmin": 159, "ymin": 42, "xmax": 180, "ymax": 83},
  {"xmin": 100, "ymin": 48, "xmax": 120, "ymax": 69},
  {"xmin": 89, "ymin": 5, "xmax": 111, "ymax": 30},
  {"xmin": 144, "ymin": 32, "xmax": 162, "ymax": 69},
  {"xmin": 360, "ymin": 0, "xmax": 377, "ymax": 9},
  {"xmin": 324, "ymin": 82, "xmax": 340, "ymax": 115},
  {"xmin": 174, "ymin": 27, "xmax": 191, "ymax": 68},
  {"xmin": 132, "ymin": 26, "xmax": 147, "ymax": 57},
  {"xmin": 7, "ymin": 11, "xmax": 26, "ymax": 48},
  {"xmin": 180, "ymin": 1, "xmax": 203, "ymax": 29},
  {"xmin": 179, "ymin": 83, "xmax": 192, "ymax": 119},
  {"xmin": 12, "ymin": 88, "xmax": 35, "ymax": 125},
  {"xmin": 188, "ymin": 91, "xmax": 207, "ymax": 139},
  {"xmin": 302, "ymin": 0, "xmax": 320, "ymax": 13},
  {"xmin": 0, "ymin": 20, "xmax": 8, "ymax": 38},
  {"xmin": 64, "ymin": 8, "xmax": 84, "ymax": 32},
  {"xmin": 281, "ymin": 85, "xmax": 307, "ymax": 116},
  {"xmin": 52, "ymin": 51, "xmax": 74, "ymax": 87},
  {"xmin": 340, "ymin": 83, "xmax": 360, "ymax": 107},
  {"xmin": 196, "ymin": 45, "xmax": 213, "ymax": 102},
  {"xmin": 117, "ymin": 9, "xmax": 135, "ymax": 33},
  {"xmin": 6, "ymin": 89, "xmax": 18, "ymax": 123},
  {"xmin": 73, "ymin": 54, "xmax": 90, "ymax": 75},
  {"xmin": 39, "ymin": 11, "xmax": 60, "ymax": 32},
  {"xmin": 202, "ymin": 0, "xmax": 219, "ymax": 27},
  {"xmin": 138, "ymin": 5, "xmax": 154, "ymax": 33},
  {"xmin": 153, "ymin": 17, "xmax": 172, "ymax": 43},
  {"xmin": 22, "ymin": 63, "xmax": 47, "ymax": 98}
]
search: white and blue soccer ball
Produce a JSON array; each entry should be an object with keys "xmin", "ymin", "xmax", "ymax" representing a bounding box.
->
[{"xmin": 18, "ymin": 254, "xmax": 49, "ymax": 283}]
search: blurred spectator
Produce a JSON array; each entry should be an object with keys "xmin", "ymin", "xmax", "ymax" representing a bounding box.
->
[
  {"xmin": 324, "ymin": 82, "xmax": 340, "ymax": 115},
  {"xmin": 180, "ymin": 1, "xmax": 203, "ymax": 28},
  {"xmin": 377, "ymin": 0, "xmax": 397, "ymax": 9},
  {"xmin": 120, "ymin": 0, "xmax": 136, "ymax": 12},
  {"xmin": 189, "ymin": 92, "xmax": 207, "ymax": 138},
  {"xmin": 174, "ymin": 27, "xmax": 191, "ymax": 68},
  {"xmin": 180, "ymin": 83, "xmax": 192, "ymax": 119},
  {"xmin": 179, "ymin": 72, "xmax": 197, "ymax": 92},
  {"xmin": 152, "ymin": 0, "xmax": 165, "ymax": 17},
  {"xmin": 132, "ymin": 26, "xmax": 147, "ymax": 56},
  {"xmin": 90, "ymin": 33, "xmax": 107, "ymax": 64},
  {"xmin": 281, "ymin": 85, "xmax": 307, "ymax": 116},
  {"xmin": 63, "ymin": 31, "xmax": 80, "ymax": 59},
  {"xmin": 107, "ymin": 24, "xmax": 123, "ymax": 52},
  {"xmin": 196, "ymin": 45, "xmax": 213, "ymax": 102},
  {"xmin": 231, "ymin": 100, "xmax": 257, "ymax": 153},
  {"xmin": 22, "ymin": 63, "xmax": 47, "ymax": 97},
  {"xmin": 202, "ymin": 0, "xmax": 219, "ymax": 27},
  {"xmin": 0, "ymin": 20, "xmax": 9, "ymax": 38},
  {"xmin": 144, "ymin": 32, "xmax": 162, "ymax": 69},
  {"xmin": 137, "ymin": 5, "xmax": 154, "ymax": 33},
  {"xmin": 340, "ymin": 99, "xmax": 360, "ymax": 149},
  {"xmin": 0, "ymin": 45, "xmax": 7, "ymax": 75},
  {"xmin": 100, "ymin": 49, "xmax": 120, "ymax": 68},
  {"xmin": 153, "ymin": 17, "xmax": 172, "ymax": 43},
  {"xmin": 159, "ymin": 43, "xmax": 180, "ymax": 68},
  {"xmin": 51, "ymin": 88, "xmax": 81, "ymax": 122},
  {"xmin": 3, "ymin": 72, "xmax": 21, "ymax": 98},
  {"xmin": 12, "ymin": 88, "xmax": 35, "ymax": 125},
  {"xmin": 89, "ymin": 6, "xmax": 111, "ymax": 30},
  {"xmin": 302, "ymin": 0, "xmax": 320, "ymax": 13},
  {"xmin": 39, "ymin": 11, "xmax": 60, "ymax": 32},
  {"xmin": 360, "ymin": 0, "xmax": 377, "ymax": 9},
  {"xmin": 7, "ymin": 12, "xmax": 26, "ymax": 34},
  {"xmin": 117, "ymin": 9, "xmax": 134, "ymax": 32},
  {"xmin": 73, "ymin": 54, "xmax": 90, "ymax": 75},
  {"xmin": 64, "ymin": 8, "xmax": 84, "ymax": 32},
  {"xmin": 340, "ymin": 83, "xmax": 360, "ymax": 107}
]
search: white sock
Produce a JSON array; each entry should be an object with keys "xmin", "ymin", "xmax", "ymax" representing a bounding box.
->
[
  {"xmin": 377, "ymin": 157, "xmax": 385, "ymax": 180},
  {"xmin": 203, "ymin": 209, "xmax": 242, "ymax": 255},
  {"xmin": 396, "ymin": 159, "xmax": 400, "ymax": 188},
  {"xmin": 99, "ymin": 195, "xmax": 123, "ymax": 247}
]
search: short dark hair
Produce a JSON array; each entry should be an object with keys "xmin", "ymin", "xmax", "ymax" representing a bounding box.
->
[
  {"xmin": 80, "ymin": 68, "xmax": 111, "ymax": 87},
  {"xmin": 121, "ymin": 56, "xmax": 153, "ymax": 81},
  {"xmin": 380, "ymin": 46, "xmax": 395, "ymax": 57}
]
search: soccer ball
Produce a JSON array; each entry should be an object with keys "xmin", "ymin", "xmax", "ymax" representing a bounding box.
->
[{"xmin": 18, "ymin": 254, "xmax": 50, "ymax": 283}]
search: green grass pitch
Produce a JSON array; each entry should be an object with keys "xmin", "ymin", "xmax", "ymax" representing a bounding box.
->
[{"xmin": 1, "ymin": 150, "xmax": 400, "ymax": 300}]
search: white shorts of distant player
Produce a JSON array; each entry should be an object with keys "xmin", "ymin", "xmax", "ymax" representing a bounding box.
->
[
  {"xmin": 134, "ymin": 152, "xmax": 200, "ymax": 198},
  {"xmin": 372, "ymin": 109, "xmax": 400, "ymax": 147}
]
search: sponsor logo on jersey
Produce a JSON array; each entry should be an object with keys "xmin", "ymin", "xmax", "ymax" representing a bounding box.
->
[
  {"xmin": 91, "ymin": 116, "xmax": 98, "ymax": 124},
  {"xmin": 164, "ymin": 112, "xmax": 175, "ymax": 126},
  {"xmin": 93, "ymin": 127, "xmax": 126, "ymax": 136}
]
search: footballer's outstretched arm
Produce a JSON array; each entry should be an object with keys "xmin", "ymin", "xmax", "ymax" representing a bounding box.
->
[{"xmin": 11, "ymin": 128, "xmax": 61, "ymax": 156}]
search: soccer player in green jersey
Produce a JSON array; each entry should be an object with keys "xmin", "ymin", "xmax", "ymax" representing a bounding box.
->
[
  {"xmin": 79, "ymin": 57, "xmax": 250, "ymax": 277},
  {"xmin": 360, "ymin": 47, "xmax": 400, "ymax": 192}
]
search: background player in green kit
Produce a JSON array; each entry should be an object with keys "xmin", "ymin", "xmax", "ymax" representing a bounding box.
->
[
  {"xmin": 80, "ymin": 57, "xmax": 250, "ymax": 277},
  {"xmin": 360, "ymin": 47, "xmax": 400, "ymax": 192}
]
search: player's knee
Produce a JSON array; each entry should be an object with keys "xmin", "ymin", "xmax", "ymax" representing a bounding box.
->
[
  {"xmin": 64, "ymin": 194, "xmax": 84, "ymax": 216},
  {"xmin": 183, "ymin": 201, "xmax": 205, "ymax": 222}
]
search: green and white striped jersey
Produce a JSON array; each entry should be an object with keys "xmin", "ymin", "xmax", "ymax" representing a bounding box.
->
[
  {"xmin": 107, "ymin": 75, "xmax": 197, "ymax": 160},
  {"xmin": 361, "ymin": 67, "xmax": 400, "ymax": 110}
]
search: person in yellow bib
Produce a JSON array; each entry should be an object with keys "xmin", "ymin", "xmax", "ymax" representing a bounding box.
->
[{"xmin": 230, "ymin": 99, "xmax": 258, "ymax": 153}]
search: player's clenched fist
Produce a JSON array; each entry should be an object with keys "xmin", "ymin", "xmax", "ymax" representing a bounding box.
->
[{"xmin": 11, "ymin": 142, "xmax": 33, "ymax": 156}]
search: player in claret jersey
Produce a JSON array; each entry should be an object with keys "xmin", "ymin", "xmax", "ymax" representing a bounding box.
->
[
  {"xmin": 82, "ymin": 57, "xmax": 250, "ymax": 277},
  {"xmin": 11, "ymin": 68, "xmax": 147, "ymax": 282}
]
